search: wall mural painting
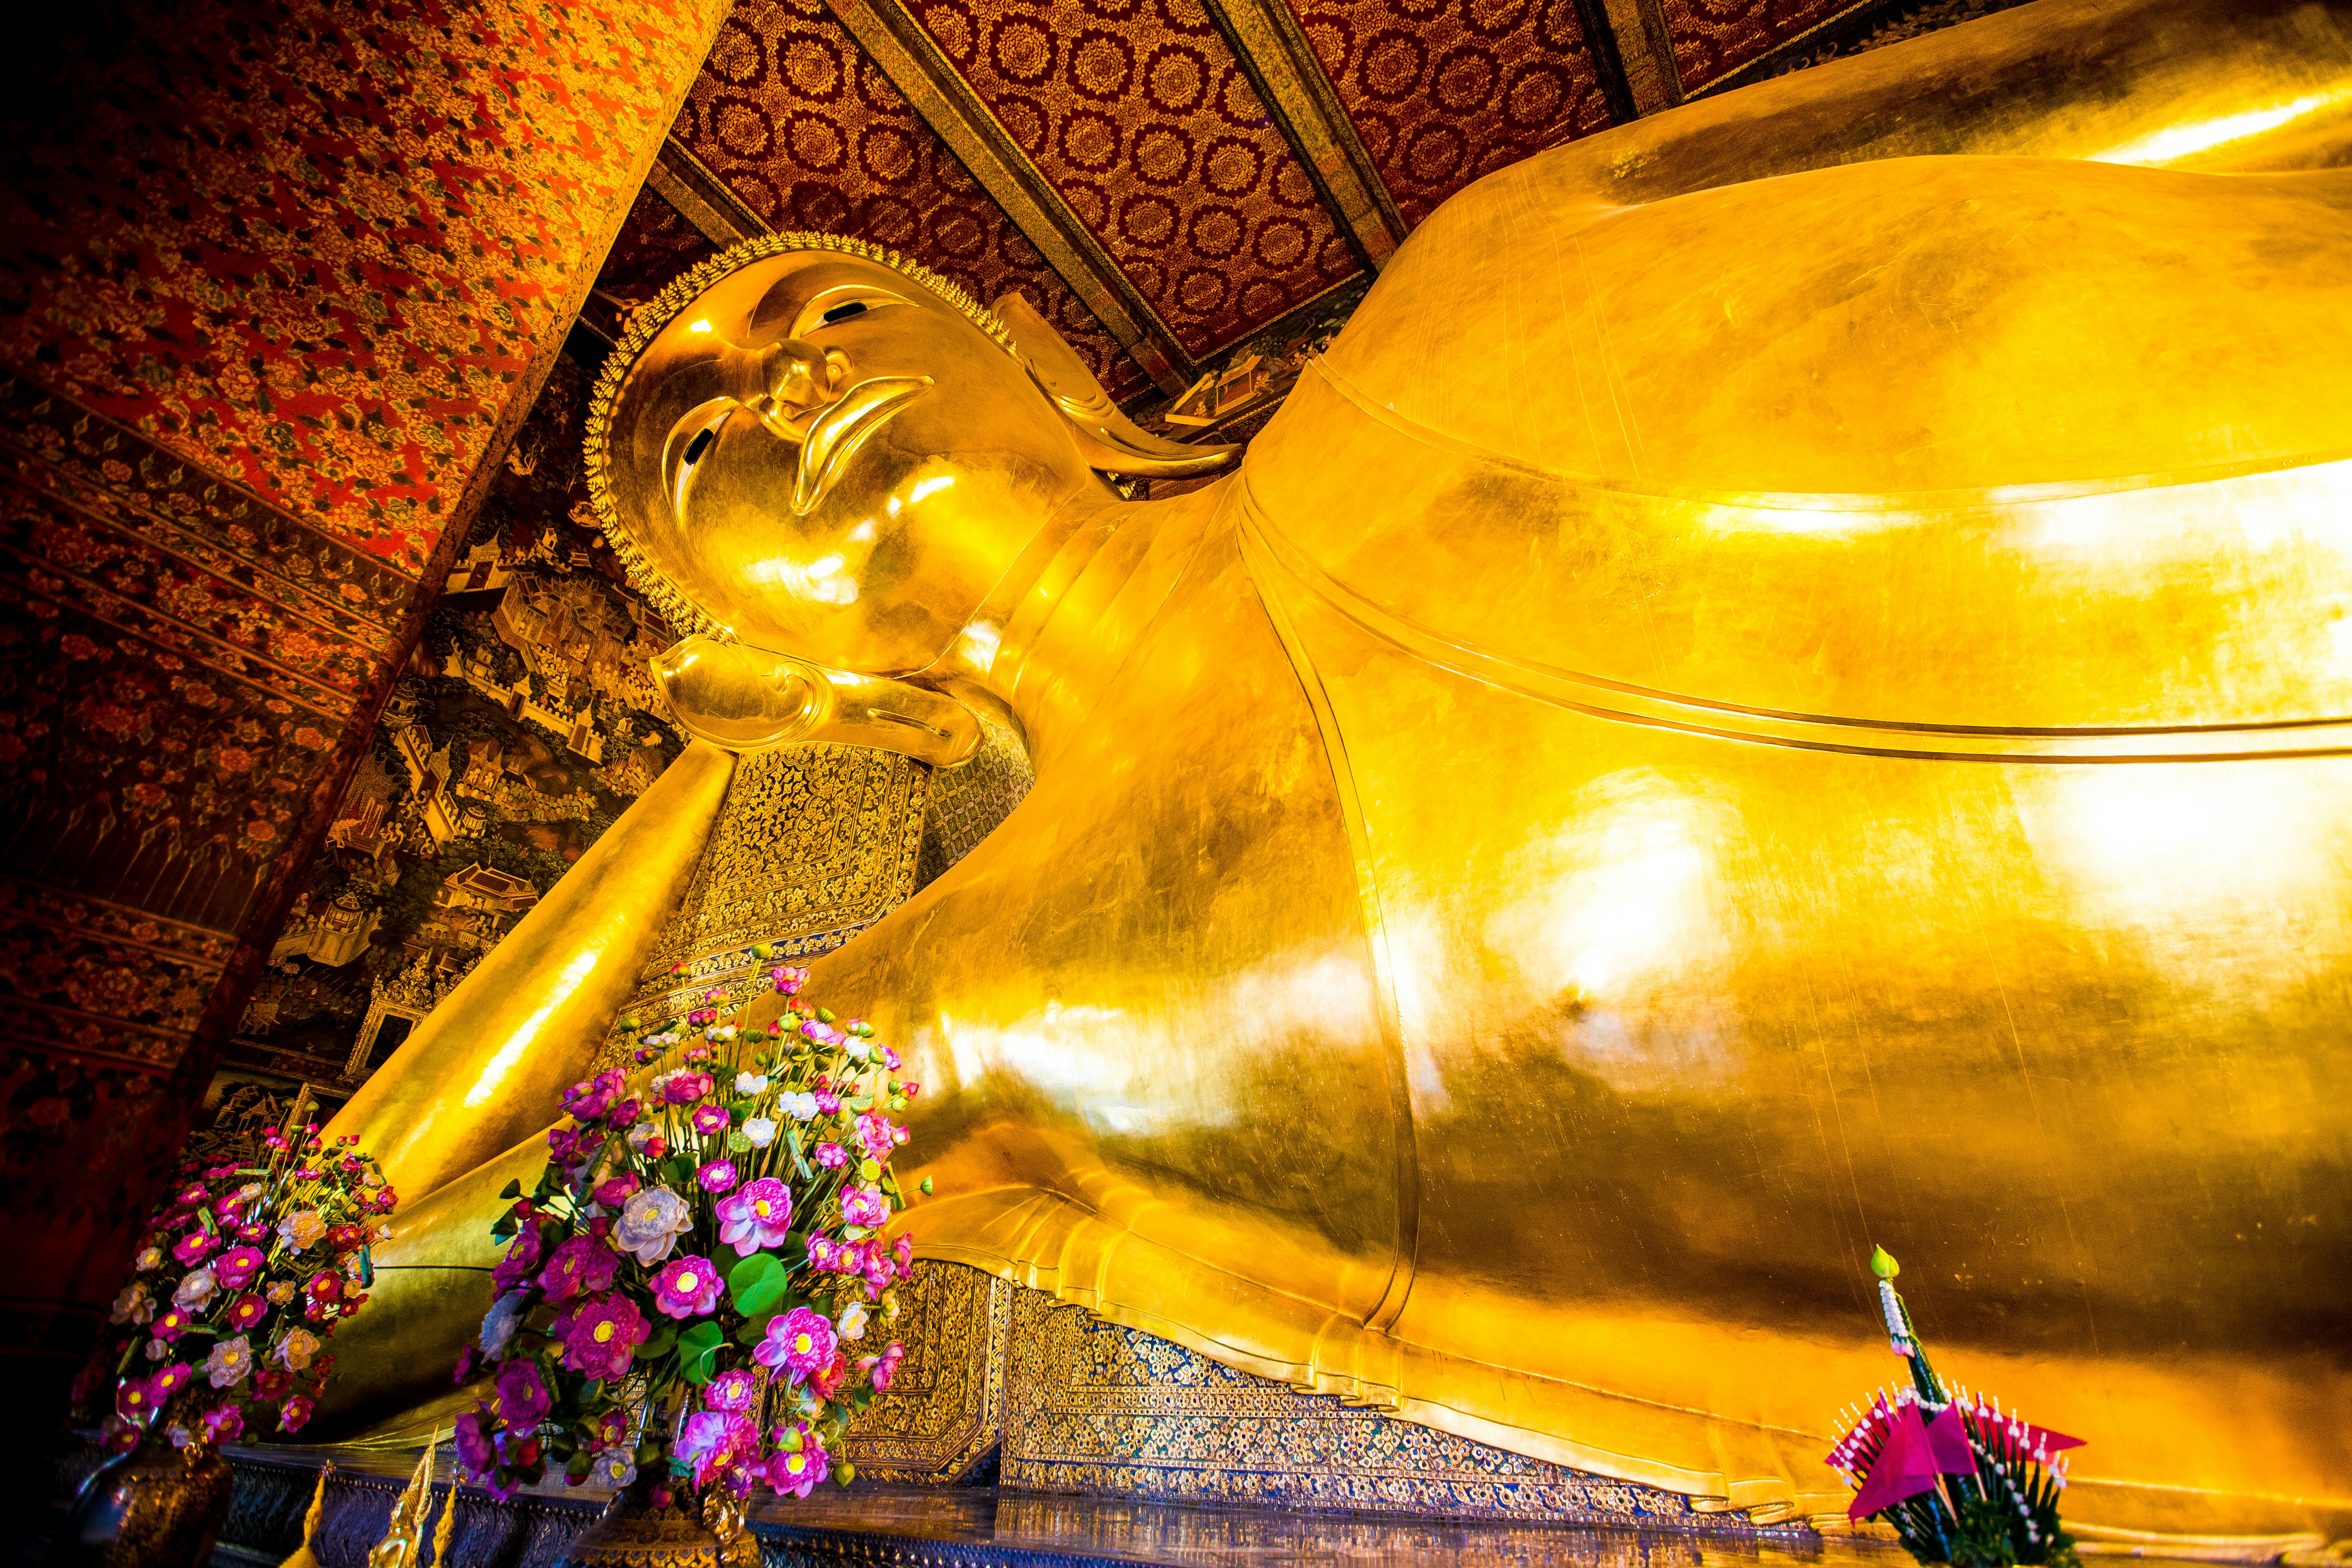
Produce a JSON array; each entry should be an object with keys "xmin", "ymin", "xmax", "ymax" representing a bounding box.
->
[{"xmin": 205, "ymin": 343, "xmax": 689, "ymax": 1127}]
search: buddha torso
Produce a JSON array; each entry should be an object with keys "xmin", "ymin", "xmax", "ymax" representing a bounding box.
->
[{"xmin": 795, "ymin": 62, "xmax": 2352, "ymax": 1536}]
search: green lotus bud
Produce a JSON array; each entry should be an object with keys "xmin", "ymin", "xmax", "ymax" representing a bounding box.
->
[
  {"xmin": 1870, "ymin": 1245, "xmax": 1900, "ymax": 1280},
  {"xmin": 835, "ymin": 1463, "xmax": 855, "ymax": 1486}
]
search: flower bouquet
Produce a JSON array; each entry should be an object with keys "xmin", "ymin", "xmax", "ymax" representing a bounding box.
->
[
  {"xmin": 75, "ymin": 1119, "xmax": 399, "ymax": 1453},
  {"xmin": 452, "ymin": 962, "xmax": 917, "ymax": 1521},
  {"xmin": 1825, "ymin": 1248, "xmax": 2084, "ymax": 1568}
]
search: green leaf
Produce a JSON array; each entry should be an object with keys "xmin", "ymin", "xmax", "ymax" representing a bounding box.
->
[
  {"xmin": 732, "ymin": 1312, "xmax": 776, "ymax": 1347},
  {"xmin": 498, "ymin": 1179, "xmax": 523, "ymax": 1200},
  {"xmin": 677, "ymin": 1319, "xmax": 726, "ymax": 1385},
  {"xmin": 639, "ymin": 1323, "xmax": 678, "ymax": 1361},
  {"xmin": 730, "ymin": 1252, "xmax": 787, "ymax": 1316}
]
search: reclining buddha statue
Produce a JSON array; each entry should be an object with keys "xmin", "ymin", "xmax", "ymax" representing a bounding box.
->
[{"xmin": 323, "ymin": 0, "xmax": 2352, "ymax": 1535}]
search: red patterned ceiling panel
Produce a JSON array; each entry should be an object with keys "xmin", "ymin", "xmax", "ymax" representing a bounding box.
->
[
  {"xmin": 673, "ymin": 0, "xmax": 1149, "ymax": 396},
  {"xmin": 911, "ymin": 0, "xmax": 1358, "ymax": 359},
  {"xmin": 594, "ymin": 186, "xmax": 721, "ymax": 307},
  {"xmin": 1658, "ymin": 0, "xmax": 1855, "ymax": 93},
  {"xmin": 1292, "ymin": 0, "xmax": 1615, "ymax": 227}
]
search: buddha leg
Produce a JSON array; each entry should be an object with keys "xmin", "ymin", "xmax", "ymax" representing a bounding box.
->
[{"xmin": 325, "ymin": 742, "xmax": 736, "ymax": 1200}]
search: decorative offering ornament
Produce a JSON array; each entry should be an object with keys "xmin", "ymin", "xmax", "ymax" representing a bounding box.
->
[
  {"xmin": 1826, "ymin": 1248, "xmax": 2085, "ymax": 1568},
  {"xmin": 75, "ymin": 1118, "xmax": 398, "ymax": 1454},
  {"xmin": 452, "ymin": 958, "xmax": 915, "ymax": 1519}
]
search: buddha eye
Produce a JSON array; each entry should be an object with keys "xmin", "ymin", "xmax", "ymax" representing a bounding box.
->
[
  {"xmin": 822, "ymin": 301, "xmax": 869, "ymax": 325},
  {"xmin": 683, "ymin": 428, "xmax": 716, "ymax": 466}
]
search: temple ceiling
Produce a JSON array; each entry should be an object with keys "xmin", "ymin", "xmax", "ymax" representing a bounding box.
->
[{"xmin": 579, "ymin": 0, "xmax": 2000, "ymax": 407}]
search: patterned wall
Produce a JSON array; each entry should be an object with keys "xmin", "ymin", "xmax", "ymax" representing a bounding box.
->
[
  {"xmin": 0, "ymin": 0, "xmax": 724, "ymax": 1418},
  {"xmin": 675, "ymin": 0, "xmax": 1152, "ymax": 396},
  {"xmin": 1658, "ymin": 0, "xmax": 1861, "ymax": 93},
  {"xmin": 1292, "ymin": 0, "xmax": 1615, "ymax": 225},
  {"xmin": 595, "ymin": 187, "xmax": 724, "ymax": 308},
  {"xmin": 911, "ymin": 0, "xmax": 1359, "ymax": 358}
]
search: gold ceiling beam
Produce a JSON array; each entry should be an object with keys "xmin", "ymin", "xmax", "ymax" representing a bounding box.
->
[
  {"xmin": 1200, "ymin": 0, "xmax": 1408, "ymax": 270},
  {"xmin": 824, "ymin": 0, "xmax": 1195, "ymax": 397},
  {"xmin": 647, "ymin": 136, "xmax": 772, "ymax": 248}
]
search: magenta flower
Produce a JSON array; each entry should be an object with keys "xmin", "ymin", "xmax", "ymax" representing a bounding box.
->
[
  {"xmin": 114, "ymin": 1376, "xmax": 158, "ymax": 1423},
  {"xmin": 765, "ymin": 1433, "xmax": 830, "ymax": 1497},
  {"xmin": 214, "ymin": 1245, "xmax": 265, "ymax": 1291},
  {"xmin": 202, "ymin": 1405, "xmax": 244, "ymax": 1445},
  {"xmin": 171, "ymin": 1231, "xmax": 216, "ymax": 1267},
  {"xmin": 151, "ymin": 1361, "xmax": 194, "ymax": 1396},
  {"xmin": 278, "ymin": 1395, "xmax": 314, "ymax": 1434},
  {"xmin": 663, "ymin": 1071, "xmax": 714, "ymax": 1106},
  {"xmin": 853, "ymin": 1112, "xmax": 898, "ymax": 1163},
  {"xmin": 841, "ymin": 1185, "xmax": 891, "ymax": 1229},
  {"xmin": 691, "ymin": 1104, "xmax": 729, "ymax": 1136},
  {"xmin": 236, "ymin": 1222, "xmax": 269, "ymax": 1243},
  {"xmin": 893, "ymin": 1235, "xmax": 914, "ymax": 1268},
  {"xmin": 860, "ymin": 1340, "xmax": 908, "ymax": 1392},
  {"xmin": 704, "ymin": 1366, "xmax": 758, "ymax": 1412},
  {"xmin": 813, "ymin": 1143, "xmax": 848, "ymax": 1170},
  {"xmin": 559, "ymin": 1293, "xmax": 649, "ymax": 1381},
  {"xmin": 652, "ymin": 1256, "xmax": 722, "ymax": 1319},
  {"xmin": 593, "ymin": 1170, "xmax": 640, "ymax": 1209},
  {"xmin": 454, "ymin": 1408, "xmax": 500, "ymax": 1477},
  {"xmin": 717, "ymin": 1178, "xmax": 793, "ymax": 1257},
  {"xmin": 561, "ymin": 1069, "xmax": 625, "ymax": 1121},
  {"xmin": 696, "ymin": 1159, "xmax": 739, "ymax": 1194},
  {"xmin": 862, "ymin": 1252, "xmax": 898, "ymax": 1296},
  {"xmin": 492, "ymin": 1224, "xmax": 544, "ymax": 1293},
  {"xmin": 225, "ymin": 1293, "xmax": 268, "ymax": 1331},
  {"xmin": 755, "ymin": 1306, "xmax": 837, "ymax": 1379},
  {"xmin": 539, "ymin": 1235, "xmax": 619, "ymax": 1303},
  {"xmin": 586, "ymin": 1409, "xmax": 630, "ymax": 1452},
  {"xmin": 805, "ymin": 1236, "xmax": 840, "ymax": 1272},
  {"xmin": 676, "ymin": 1409, "xmax": 755, "ymax": 1487},
  {"xmin": 494, "ymin": 1359, "xmax": 551, "ymax": 1425},
  {"xmin": 608, "ymin": 1097, "xmax": 642, "ymax": 1131},
  {"xmin": 814, "ymin": 1090, "xmax": 842, "ymax": 1115},
  {"xmin": 151, "ymin": 1307, "xmax": 194, "ymax": 1342},
  {"xmin": 835, "ymin": 1242, "xmax": 866, "ymax": 1278}
]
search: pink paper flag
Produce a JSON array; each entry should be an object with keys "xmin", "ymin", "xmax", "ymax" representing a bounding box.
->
[
  {"xmin": 1925, "ymin": 1405, "xmax": 1976, "ymax": 1476},
  {"xmin": 1849, "ymin": 1401, "xmax": 1942, "ymax": 1521}
]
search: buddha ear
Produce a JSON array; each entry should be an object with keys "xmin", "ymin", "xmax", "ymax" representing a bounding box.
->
[{"xmin": 992, "ymin": 292, "xmax": 1240, "ymax": 480}]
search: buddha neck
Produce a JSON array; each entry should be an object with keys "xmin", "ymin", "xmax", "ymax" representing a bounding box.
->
[{"xmin": 924, "ymin": 475, "xmax": 1235, "ymax": 767}]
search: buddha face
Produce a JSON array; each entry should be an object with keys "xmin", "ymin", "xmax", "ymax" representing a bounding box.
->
[{"xmin": 601, "ymin": 252, "xmax": 1102, "ymax": 674}]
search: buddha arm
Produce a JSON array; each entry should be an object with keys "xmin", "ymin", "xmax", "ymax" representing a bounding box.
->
[
  {"xmin": 325, "ymin": 741, "xmax": 736, "ymax": 1201},
  {"xmin": 1562, "ymin": 0, "xmax": 2351, "ymax": 209}
]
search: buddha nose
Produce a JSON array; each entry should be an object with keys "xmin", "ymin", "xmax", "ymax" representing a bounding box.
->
[{"xmin": 720, "ymin": 335, "xmax": 848, "ymax": 439}]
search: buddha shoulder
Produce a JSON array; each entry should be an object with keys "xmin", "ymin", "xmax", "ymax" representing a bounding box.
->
[{"xmin": 1236, "ymin": 154, "xmax": 2352, "ymax": 732}]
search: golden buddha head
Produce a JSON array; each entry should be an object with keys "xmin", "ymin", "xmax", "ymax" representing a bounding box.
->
[{"xmin": 586, "ymin": 234, "xmax": 1233, "ymax": 678}]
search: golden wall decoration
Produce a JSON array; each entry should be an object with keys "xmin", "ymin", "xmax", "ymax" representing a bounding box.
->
[{"xmin": 842, "ymin": 1261, "xmax": 1016, "ymax": 1485}]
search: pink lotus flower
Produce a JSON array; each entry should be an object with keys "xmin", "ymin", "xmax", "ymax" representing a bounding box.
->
[
  {"xmin": 704, "ymin": 1366, "xmax": 758, "ymax": 1412},
  {"xmin": 454, "ymin": 1408, "xmax": 499, "ymax": 1477},
  {"xmin": 894, "ymin": 1236, "xmax": 914, "ymax": 1268},
  {"xmin": 691, "ymin": 1104, "xmax": 729, "ymax": 1136},
  {"xmin": 662, "ymin": 1071, "xmax": 714, "ymax": 1106},
  {"xmin": 224, "ymin": 1293, "xmax": 268, "ymax": 1330},
  {"xmin": 539, "ymin": 1235, "xmax": 619, "ymax": 1303},
  {"xmin": 860, "ymin": 1340, "xmax": 907, "ymax": 1392},
  {"xmin": 495, "ymin": 1359, "xmax": 551, "ymax": 1425},
  {"xmin": 202, "ymin": 1405, "xmax": 243, "ymax": 1445},
  {"xmin": 492, "ymin": 1224, "xmax": 543, "ymax": 1293},
  {"xmin": 608, "ymin": 1097, "xmax": 642, "ymax": 1131},
  {"xmin": 805, "ymin": 1236, "xmax": 840, "ymax": 1272},
  {"xmin": 652, "ymin": 1256, "xmax": 722, "ymax": 1319},
  {"xmin": 593, "ymin": 1170, "xmax": 640, "ymax": 1208},
  {"xmin": 902, "ymin": 1080, "xmax": 922, "ymax": 1099},
  {"xmin": 853, "ymin": 1112, "xmax": 898, "ymax": 1163},
  {"xmin": 841, "ymin": 1185, "xmax": 891, "ymax": 1229},
  {"xmin": 764, "ymin": 1431, "xmax": 829, "ymax": 1497},
  {"xmin": 696, "ymin": 1159, "xmax": 739, "ymax": 1194},
  {"xmin": 559, "ymin": 1293, "xmax": 648, "ymax": 1381},
  {"xmin": 676, "ymin": 1409, "xmax": 755, "ymax": 1487},
  {"xmin": 586, "ymin": 1409, "xmax": 630, "ymax": 1451},
  {"xmin": 616, "ymin": 1187, "xmax": 691, "ymax": 1266},
  {"xmin": 813, "ymin": 1143, "xmax": 848, "ymax": 1170},
  {"xmin": 717, "ymin": 1178, "xmax": 793, "ymax": 1256},
  {"xmin": 114, "ymin": 1376, "xmax": 158, "ymax": 1423},
  {"xmin": 561, "ymin": 1069, "xmax": 625, "ymax": 1121},
  {"xmin": 755, "ymin": 1307, "xmax": 836, "ymax": 1379},
  {"xmin": 171, "ymin": 1231, "xmax": 216, "ymax": 1267},
  {"xmin": 151, "ymin": 1361, "xmax": 194, "ymax": 1396},
  {"xmin": 278, "ymin": 1395, "xmax": 314, "ymax": 1433},
  {"xmin": 151, "ymin": 1307, "xmax": 194, "ymax": 1342},
  {"xmin": 214, "ymin": 1245, "xmax": 265, "ymax": 1291}
]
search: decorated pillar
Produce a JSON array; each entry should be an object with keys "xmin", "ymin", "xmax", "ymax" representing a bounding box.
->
[{"xmin": 0, "ymin": 0, "xmax": 729, "ymax": 1448}]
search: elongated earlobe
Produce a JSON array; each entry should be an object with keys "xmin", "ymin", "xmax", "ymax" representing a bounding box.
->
[
  {"xmin": 651, "ymin": 635, "xmax": 981, "ymax": 767},
  {"xmin": 992, "ymin": 292, "xmax": 1242, "ymax": 480}
]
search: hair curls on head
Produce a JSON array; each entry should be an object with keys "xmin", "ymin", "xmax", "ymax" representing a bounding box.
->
[{"xmin": 581, "ymin": 233, "xmax": 1019, "ymax": 640}]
